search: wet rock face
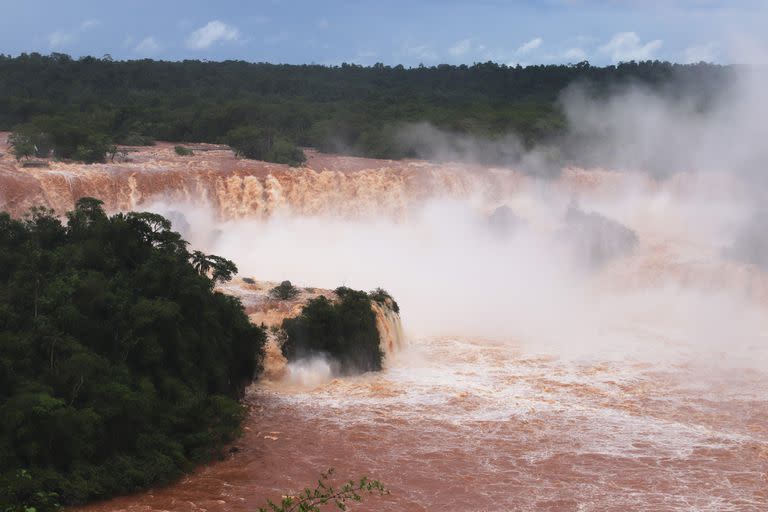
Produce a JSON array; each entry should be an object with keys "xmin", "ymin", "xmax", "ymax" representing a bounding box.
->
[
  {"xmin": 561, "ymin": 203, "xmax": 638, "ymax": 268},
  {"xmin": 724, "ymin": 209, "xmax": 768, "ymax": 269},
  {"xmin": 487, "ymin": 205, "xmax": 522, "ymax": 236}
]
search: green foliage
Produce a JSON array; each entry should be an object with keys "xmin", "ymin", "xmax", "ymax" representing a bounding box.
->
[
  {"xmin": 0, "ymin": 54, "xmax": 731, "ymax": 165},
  {"xmin": 174, "ymin": 145, "xmax": 193, "ymax": 156},
  {"xmin": 259, "ymin": 469, "xmax": 387, "ymax": 512},
  {"xmin": 8, "ymin": 115, "xmax": 117, "ymax": 163},
  {"xmin": 270, "ymin": 137, "xmax": 307, "ymax": 167},
  {"xmin": 0, "ymin": 199, "xmax": 265, "ymax": 510},
  {"xmin": 73, "ymin": 133, "xmax": 116, "ymax": 163},
  {"xmin": 226, "ymin": 126, "xmax": 306, "ymax": 166},
  {"xmin": 7, "ymin": 132, "xmax": 35, "ymax": 160},
  {"xmin": 120, "ymin": 132, "xmax": 154, "ymax": 146},
  {"xmin": 0, "ymin": 469, "xmax": 60, "ymax": 512},
  {"xmin": 190, "ymin": 250, "xmax": 238, "ymax": 284},
  {"xmin": 270, "ymin": 280, "xmax": 299, "ymax": 300},
  {"xmin": 369, "ymin": 287, "xmax": 399, "ymax": 314},
  {"xmin": 7, "ymin": 130, "xmax": 50, "ymax": 161},
  {"xmin": 281, "ymin": 288, "xmax": 383, "ymax": 374}
]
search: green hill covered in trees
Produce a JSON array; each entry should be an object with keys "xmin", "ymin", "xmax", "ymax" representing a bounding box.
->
[
  {"xmin": 0, "ymin": 199, "xmax": 265, "ymax": 511},
  {"xmin": 0, "ymin": 53, "xmax": 730, "ymax": 164}
]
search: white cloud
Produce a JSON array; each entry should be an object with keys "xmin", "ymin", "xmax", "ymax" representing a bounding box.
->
[
  {"xmin": 186, "ymin": 20, "xmax": 240, "ymax": 50},
  {"xmin": 48, "ymin": 31, "xmax": 74, "ymax": 48},
  {"xmin": 134, "ymin": 37, "xmax": 161, "ymax": 55},
  {"xmin": 515, "ymin": 37, "xmax": 543, "ymax": 55},
  {"xmin": 449, "ymin": 39, "xmax": 472, "ymax": 57},
  {"xmin": 683, "ymin": 42, "xmax": 719, "ymax": 63},
  {"xmin": 80, "ymin": 19, "xmax": 100, "ymax": 29},
  {"xmin": 48, "ymin": 19, "xmax": 100, "ymax": 49},
  {"xmin": 403, "ymin": 44, "xmax": 438, "ymax": 62},
  {"xmin": 599, "ymin": 32, "xmax": 662, "ymax": 62},
  {"xmin": 447, "ymin": 39, "xmax": 507, "ymax": 62},
  {"xmin": 562, "ymin": 47, "xmax": 588, "ymax": 62}
]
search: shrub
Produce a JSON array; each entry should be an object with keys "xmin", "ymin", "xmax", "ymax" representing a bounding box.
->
[
  {"xmin": 270, "ymin": 280, "xmax": 299, "ymax": 300},
  {"xmin": 226, "ymin": 126, "xmax": 306, "ymax": 166},
  {"xmin": 174, "ymin": 145, "xmax": 193, "ymax": 156},
  {"xmin": 259, "ymin": 469, "xmax": 386, "ymax": 512},
  {"xmin": 12, "ymin": 115, "xmax": 115, "ymax": 163},
  {"xmin": 242, "ymin": 277, "xmax": 256, "ymax": 284},
  {"xmin": 8, "ymin": 129, "xmax": 53, "ymax": 160},
  {"xmin": 7, "ymin": 131, "xmax": 35, "ymax": 160},
  {"xmin": 73, "ymin": 134, "xmax": 116, "ymax": 163},
  {"xmin": 270, "ymin": 136, "xmax": 307, "ymax": 167},
  {"xmin": 120, "ymin": 132, "xmax": 155, "ymax": 146}
]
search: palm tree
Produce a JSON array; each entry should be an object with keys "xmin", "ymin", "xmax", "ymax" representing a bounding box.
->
[{"xmin": 190, "ymin": 250, "xmax": 211, "ymax": 276}]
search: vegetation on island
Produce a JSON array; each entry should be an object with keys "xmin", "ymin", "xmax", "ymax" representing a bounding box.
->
[
  {"xmin": 226, "ymin": 126, "xmax": 307, "ymax": 167},
  {"xmin": 174, "ymin": 145, "xmax": 193, "ymax": 156},
  {"xmin": 369, "ymin": 287, "xmax": 400, "ymax": 314},
  {"xmin": 0, "ymin": 54, "xmax": 731, "ymax": 165},
  {"xmin": 281, "ymin": 287, "xmax": 387, "ymax": 374},
  {"xmin": 0, "ymin": 198, "xmax": 265, "ymax": 511}
]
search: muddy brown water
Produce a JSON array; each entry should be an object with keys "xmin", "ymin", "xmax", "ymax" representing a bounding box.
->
[{"xmin": 79, "ymin": 336, "xmax": 768, "ymax": 512}]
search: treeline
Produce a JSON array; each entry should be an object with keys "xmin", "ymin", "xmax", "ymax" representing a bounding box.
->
[
  {"xmin": 0, "ymin": 199, "xmax": 265, "ymax": 511},
  {"xmin": 0, "ymin": 53, "xmax": 732, "ymax": 164}
]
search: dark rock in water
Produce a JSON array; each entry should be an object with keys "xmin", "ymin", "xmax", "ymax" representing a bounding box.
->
[
  {"xmin": 561, "ymin": 202, "xmax": 638, "ymax": 268},
  {"xmin": 724, "ymin": 209, "xmax": 768, "ymax": 269},
  {"xmin": 488, "ymin": 205, "xmax": 521, "ymax": 235}
]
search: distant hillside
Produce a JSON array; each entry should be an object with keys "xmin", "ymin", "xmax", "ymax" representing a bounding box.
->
[{"xmin": 0, "ymin": 54, "xmax": 732, "ymax": 163}]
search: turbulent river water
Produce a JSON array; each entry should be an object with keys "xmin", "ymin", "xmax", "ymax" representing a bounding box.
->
[
  {"xmin": 3, "ymin": 139, "xmax": 766, "ymax": 511},
  {"xmin": 81, "ymin": 335, "xmax": 768, "ymax": 511}
]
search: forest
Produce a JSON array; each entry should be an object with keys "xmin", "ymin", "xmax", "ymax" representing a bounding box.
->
[
  {"xmin": 0, "ymin": 199, "xmax": 265, "ymax": 511},
  {"xmin": 0, "ymin": 53, "xmax": 732, "ymax": 165}
]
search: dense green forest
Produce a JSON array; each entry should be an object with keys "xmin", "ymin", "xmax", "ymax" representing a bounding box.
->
[
  {"xmin": 0, "ymin": 53, "xmax": 730, "ymax": 164},
  {"xmin": 0, "ymin": 199, "xmax": 265, "ymax": 511}
]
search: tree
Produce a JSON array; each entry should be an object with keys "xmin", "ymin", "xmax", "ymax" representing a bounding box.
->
[
  {"xmin": 0, "ymin": 203, "xmax": 265, "ymax": 510},
  {"xmin": 174, "ymin": 145, "xmax": 193, "ymax": 156},
  {"xmin": 208, "ymin": 255, "xmax": 238, "ymax": 284},
  {"xmin": 226, "ymin": 125, "xmax": 274, "ymax": 160},
  {"xmin": 270, "ymin": 280, "xmax": 299, "ymax": 300},
  {"xmin": 0, "ymin": 54, "xmax": 729, "ymax": 165},
  {"xmin": 191, "ymin": 250, "xmax": 212, "ymax": 276},
  {"xmin": 73, "ymin": 133, "xmax": 115, "ymax": 163},
  {"xmin": 226, "ymin": 126, "xmax": 306, "ymax": 166},
  {"xmin": 7, "ymin": 132, "xmax": 34, "ymax": 160},
  {"xmin": 190, "ymin": 251, "xmax": 238, "ymax": 284}
]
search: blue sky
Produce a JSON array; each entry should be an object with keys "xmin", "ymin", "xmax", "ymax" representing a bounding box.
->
[{"xmin": 0, "ymin": 1, "xmax": 764, "ymax": 65}]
